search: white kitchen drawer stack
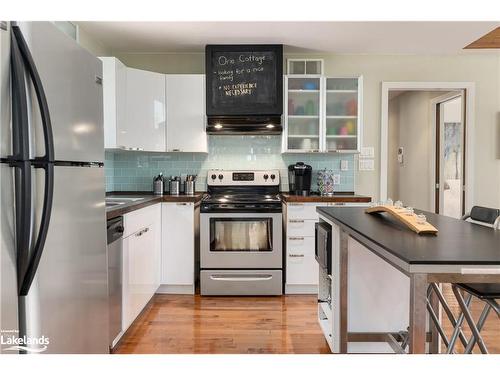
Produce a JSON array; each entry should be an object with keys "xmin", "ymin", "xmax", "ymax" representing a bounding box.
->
[
  {"xmin": 285, "ymin": 202, "xmax": 321, "ymax": 294},
  {"xmin": 285, "ymin": 201, "xmax": 370, "ymax": 294}
]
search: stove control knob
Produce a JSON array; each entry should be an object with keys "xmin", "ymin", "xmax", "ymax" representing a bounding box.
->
[
  {"xmin": 270, "ymin": 174, "xmax": 276, "ymax": 180},
  {"xmin": 263, "ymin": 174, "xmax": 269, "ymax": 180},
  {"xmin": 218, "ymin": 174, "xmax": 224, "ymax": 180},
  {"xmin": 211, "ymin": 174, "xmax": 217, "ymax": 180}
]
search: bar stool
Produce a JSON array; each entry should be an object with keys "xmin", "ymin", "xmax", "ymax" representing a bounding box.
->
[{"xmin": 426, "ymin": 206, "xmax": 500, "ymax": 354}]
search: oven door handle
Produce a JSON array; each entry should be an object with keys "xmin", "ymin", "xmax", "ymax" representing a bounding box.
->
[{"xmin": 210, "ymin": 274, "xmax": 273, "ymax": 282}]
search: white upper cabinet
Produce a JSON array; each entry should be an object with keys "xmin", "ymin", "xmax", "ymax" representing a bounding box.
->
[
  {"xmin": 165, "ymin": 74, "xmax": 207, "ymax": 153},
  {"xmin": 100, "ymin": 57, "xmax": 126, "ymax": 149},
  {"xmin": 124, "ymin": 67, "xmax": 166, "ymax": 152},
  {"xmin": 282, "ymin": 75, "xmax": 363, "ymax": 154}
]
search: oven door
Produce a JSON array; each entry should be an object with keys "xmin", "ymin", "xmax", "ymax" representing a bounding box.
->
[{"xmin": 200, "ymin": 212, "xmax": 282, "ymax": 269}]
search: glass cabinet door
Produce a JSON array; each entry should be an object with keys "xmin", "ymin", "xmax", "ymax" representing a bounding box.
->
[
  {"xmin": 285, "ymin": 76, "xmax": 322, "ymax": 152},
  {"xmin": 325, "ymin": 77, "xmax": 360, "ymax": 152}
]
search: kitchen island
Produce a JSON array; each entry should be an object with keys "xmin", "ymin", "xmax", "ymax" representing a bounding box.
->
[{"xmin": 316, "ymin": 206, "xmax": 500, "ymax": 354}]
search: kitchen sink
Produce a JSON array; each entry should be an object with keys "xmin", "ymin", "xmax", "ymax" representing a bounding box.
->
[
  {"xmin": 106, "ymin": 197, "xmax": 144, "ymax": 202},
  {"xmin": 105, "ymin": 197, "xmax": 145, "ymax": 209}
]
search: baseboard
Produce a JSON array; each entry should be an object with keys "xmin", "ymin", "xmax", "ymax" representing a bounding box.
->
[
  {"xmin": 157, "ymin": 284, "xmax": 195, "ymax": 294},
  {"xmin": 285, "ymin": 284, "xmax": 318, "ymax": 294}
]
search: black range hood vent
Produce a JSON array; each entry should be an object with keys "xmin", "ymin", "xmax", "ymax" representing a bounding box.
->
[{"xmin": 206, "ymin": 116, "xmax": 282, "ymax": 135}]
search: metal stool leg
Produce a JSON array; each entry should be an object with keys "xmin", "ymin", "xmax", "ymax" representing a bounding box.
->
[
  {"xmin": 427, "ymin": 283, "xmax": 471, "ymax": 353},
  {"xmin": 426, "ymin": 285, "xmax": 451, "ymax": 349},
  {"xmin": 446, "ymin": 292, "xmax": 473, "ymax": 354},
  {"xmin": 463, "ymin": 304, "xmax": 492, "ymax": 353},
  {"xmin": 452, "ymin": 285, "xmax": 489, "ymax": 354}
]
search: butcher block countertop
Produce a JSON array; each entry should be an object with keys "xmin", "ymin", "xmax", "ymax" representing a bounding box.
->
[{"xmin": 281, "ymin": 193, "xmax": 371, "ymax": 203}]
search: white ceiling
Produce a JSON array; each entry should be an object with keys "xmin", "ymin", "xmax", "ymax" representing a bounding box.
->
[{"xmin": 78, "ymin": 21, "xmax": 500, "ymax": 54}]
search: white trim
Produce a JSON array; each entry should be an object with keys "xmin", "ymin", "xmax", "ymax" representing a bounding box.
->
[{"xmin": 380, "ymin": 82, "xmax": 475, "ymax": 213}]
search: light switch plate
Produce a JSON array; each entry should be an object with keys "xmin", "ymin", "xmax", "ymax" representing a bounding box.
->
[
  {"xmin": 333, "ymin": 174, "xmax": 341, "ymax": 185},
  {"xmin": 361, "ymin": 147, "xmax": 375, "ymax": 158},
  {"xmin": 340, "ymin": 160, "xmax": 349, "ymax": 171},
  {"xmin": 359, "ymin": 159, "xmax": 375, "ymax": 171}
]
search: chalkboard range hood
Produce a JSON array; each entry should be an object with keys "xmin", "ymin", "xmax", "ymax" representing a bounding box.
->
[{"xmin": 205, "ymin": 44, "xmax": 283, "ymax": 135}]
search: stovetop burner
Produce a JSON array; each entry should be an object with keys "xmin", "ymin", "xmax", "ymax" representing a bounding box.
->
[{"xmin": 201, "ymin": 170, "xmax": 282, "ymax": 213}]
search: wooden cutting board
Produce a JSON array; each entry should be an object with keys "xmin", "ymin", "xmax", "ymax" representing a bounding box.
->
[{"xmin": 365, "ymin": 205, "xmax": 438, "ymax": 235}]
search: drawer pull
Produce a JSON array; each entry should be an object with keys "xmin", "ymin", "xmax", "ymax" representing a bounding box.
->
[
  {"xmin": 289, "ymin": 236, "xmax": 305, "ymax": 241},
  {"xmin": 289, "ymin": 203, "xmax": 304, "ymax": 206},
  {"xmin": 176, "ymin": 202, "xmax": 189, "ymax": 206},
  {"xmin": 210, "ymin": 275, "xmax": 273, "ymax": 281},
  {"xmin": 289, "ymin": 219, "xmax": 305, "ymax": 223},
  {"xmin": 135, "ymin": 227, "xmax": 149, "ymax": 237},
  {"xmin": 289, "ymin": 254, "xmax": 305, "ymax": 258}
]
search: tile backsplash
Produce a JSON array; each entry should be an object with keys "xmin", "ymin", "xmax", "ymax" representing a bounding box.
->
[{"xmin": 105, "ymin": 136, "xmax": 355, "ymax": 192}]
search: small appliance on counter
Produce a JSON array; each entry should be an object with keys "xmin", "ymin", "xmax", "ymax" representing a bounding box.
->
[
  {"xmin": 153, "ymin": 173, "xmax": 164, "ymax": 195},
  {"xmin": 168, "ymin": 176, "xmax": 181, "ymax": 195},
  {"xmin": 317, "ymin": 169, "xmax": 335, "ymax": 196},
  {"xmin": 184, "ymin": 175, "xmax": 197, "ymax": 195},
  {"xmin": 288, "ymin": 162, "xmax": 312, "ymax": 196}
]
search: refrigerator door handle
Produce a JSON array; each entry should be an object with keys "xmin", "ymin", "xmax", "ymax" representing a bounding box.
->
[
  {"xmin": 19, "ymin": 163, "xmax": 54, "ymax": 296},
  {"xmin": 12, "ymin": 24, "xmax": 55, "ymax": 163},
  {"xmin": 11, "ymin": 25, "xmax": 56, "ymax": 296}
]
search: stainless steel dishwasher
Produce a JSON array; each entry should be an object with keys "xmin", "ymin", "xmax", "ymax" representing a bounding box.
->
[{"xmin": 107, "ymin": 216, "xmax": 124, "ymax": 349}]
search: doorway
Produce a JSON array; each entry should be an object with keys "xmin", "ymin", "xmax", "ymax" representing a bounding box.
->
[
  {"xmin": 434, "ymin": 94, "xmax": 466, "ymax": 218},
  {"xmin": 381, "ymin": 82, "xmax": 475, "ymax": 215}
]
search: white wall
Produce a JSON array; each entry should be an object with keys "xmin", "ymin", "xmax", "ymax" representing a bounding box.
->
[{"xmin": 95, "ymin": 51, "xmax": 500, "ymax": 209}]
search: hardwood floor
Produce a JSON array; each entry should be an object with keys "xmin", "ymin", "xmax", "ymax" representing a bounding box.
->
[
  {"xmin": 114, "ymin": 290, "xmax": 499, "ymax": 354},
  {"xmin": 114, "ymin": 295, "xmax": 331, "ymax": 354}
]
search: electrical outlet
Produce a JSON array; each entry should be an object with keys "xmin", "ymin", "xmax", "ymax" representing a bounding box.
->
[
  {"xmin": 333, "ymin": 174, "xmax": 341, "ymax": 185},
  {"xmin": 340, "ymin": 160, "xmax": 349, "ymax": 171}
]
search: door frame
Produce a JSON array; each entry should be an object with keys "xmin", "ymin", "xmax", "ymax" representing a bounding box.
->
[
  {"xmin": 380, "ymin": 82, "xmax": 475, "ymax": 213},
  {"xmin": 430, "ymin": 92, "xmax": 465, "ymax": 216}
]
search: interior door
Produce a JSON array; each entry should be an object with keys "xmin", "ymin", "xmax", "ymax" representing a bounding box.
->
[
  {"xmin": 18, "ymin": 22, "xmax": 104, "ymax": 163},
  {"xmin": 436, "ymin": 93, "xmax": 465, "ymax": 218}
]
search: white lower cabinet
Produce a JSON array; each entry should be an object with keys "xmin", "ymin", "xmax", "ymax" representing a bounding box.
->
[
  {"xmin": 122, "ymin": 204, "xmax": 161, "ymax": 332},
  {"xmin": 159, "ymin": 202, "xmax": 196, "ymax": 294}
]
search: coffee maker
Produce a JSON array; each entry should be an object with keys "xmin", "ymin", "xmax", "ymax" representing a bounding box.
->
[{"xmin": 288, "ymin": 162, "xmax": 312, "ymax": 196}]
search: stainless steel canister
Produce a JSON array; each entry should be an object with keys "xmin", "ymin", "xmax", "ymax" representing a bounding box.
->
[
  {"xmin": 169, "ymin": 176, "xmax": 181, "ymax": 195},
  {"xmin": 184, "ymin": 175, "xmax": 196, "ymax": 195}
]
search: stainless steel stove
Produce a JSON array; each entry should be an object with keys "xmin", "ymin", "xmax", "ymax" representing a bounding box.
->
[{"xmin": 200, "ymin": 170, "xmax": 283, "ymax": 295}]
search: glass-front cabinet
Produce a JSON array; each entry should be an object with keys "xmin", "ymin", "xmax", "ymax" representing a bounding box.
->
[
  {"xmin": 284, "ymin": 76, "xmax": 322, "ymax": 152},
  {"xmin": 283, "ymin": 75, "xmax": 362, "ymax": 153}
]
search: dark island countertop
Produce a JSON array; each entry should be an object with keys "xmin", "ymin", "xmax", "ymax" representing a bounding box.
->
[
  {"xmin": 317, "ymin": 206, "xmax": 500, "ymax": 266},
  {"xmin": 106, "ymin": 192, "xmax": 205, "ymax": 219},
  {"xmin": 281, "ymin": 193, "xmax": 371, "ymax": 203}
]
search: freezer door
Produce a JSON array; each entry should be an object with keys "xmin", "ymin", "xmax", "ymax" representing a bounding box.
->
[
  {"xmin": 22, "ymin": 165, "xmax": 108, "ymax": 353},
  {"xmin": 0, "ymin": 24, "xmax": 20, "ymax": 353},
  {"xmin": 18, "ymin": 22, "xmax": 104, "ymax": 163}
]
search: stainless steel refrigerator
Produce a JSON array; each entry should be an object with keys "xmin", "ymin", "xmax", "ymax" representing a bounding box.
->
[{"xmin": 0, "ymin": 21, "xmax": 108, "ymax": 354}]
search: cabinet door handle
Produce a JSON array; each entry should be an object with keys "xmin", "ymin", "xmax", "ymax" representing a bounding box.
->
[
  {"xmin": 289, "ymin": 236, "xmax": 305, "ymax": 241},
  {"xmin": 289, "ymin": 254, "xmax": 305, "ymax": 258},
  {"xmin": 289, "ymin": 203, "xmax": 304, "ymax": 206},
  {"xmin": 170, "ymin": 149, "xmax": 181, "ymax": 152},
  {"xmin": 289, "ymin": 219, "xmax": 305, "ymax": 223},
  {"xmin": 176, "ymin": 202, "xmax": 189, "ymax": 206}
]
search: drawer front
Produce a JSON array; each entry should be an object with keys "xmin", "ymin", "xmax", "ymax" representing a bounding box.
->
[
  {"xmin": 123, "ymin": 204, "xmax": 159, "ymax": 238},
  {"xmin": 200, "ymin": 270, "xmax": 282, "ymax": 296},
  {"xmin": 287, "ymin": 203, "xmax": 319, "ymax": 220},
  {"xmin": 286, "ymin": 236, "xmax": 318, "ymax": 285},
  {"xmin": 287, "ymin": 219, "xmax": 317, "ymax": 237}
]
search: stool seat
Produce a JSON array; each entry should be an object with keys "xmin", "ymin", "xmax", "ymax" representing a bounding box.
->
[{"xmin": 456, "ymin": 283, "xmax": 500, "ymax": 299}]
